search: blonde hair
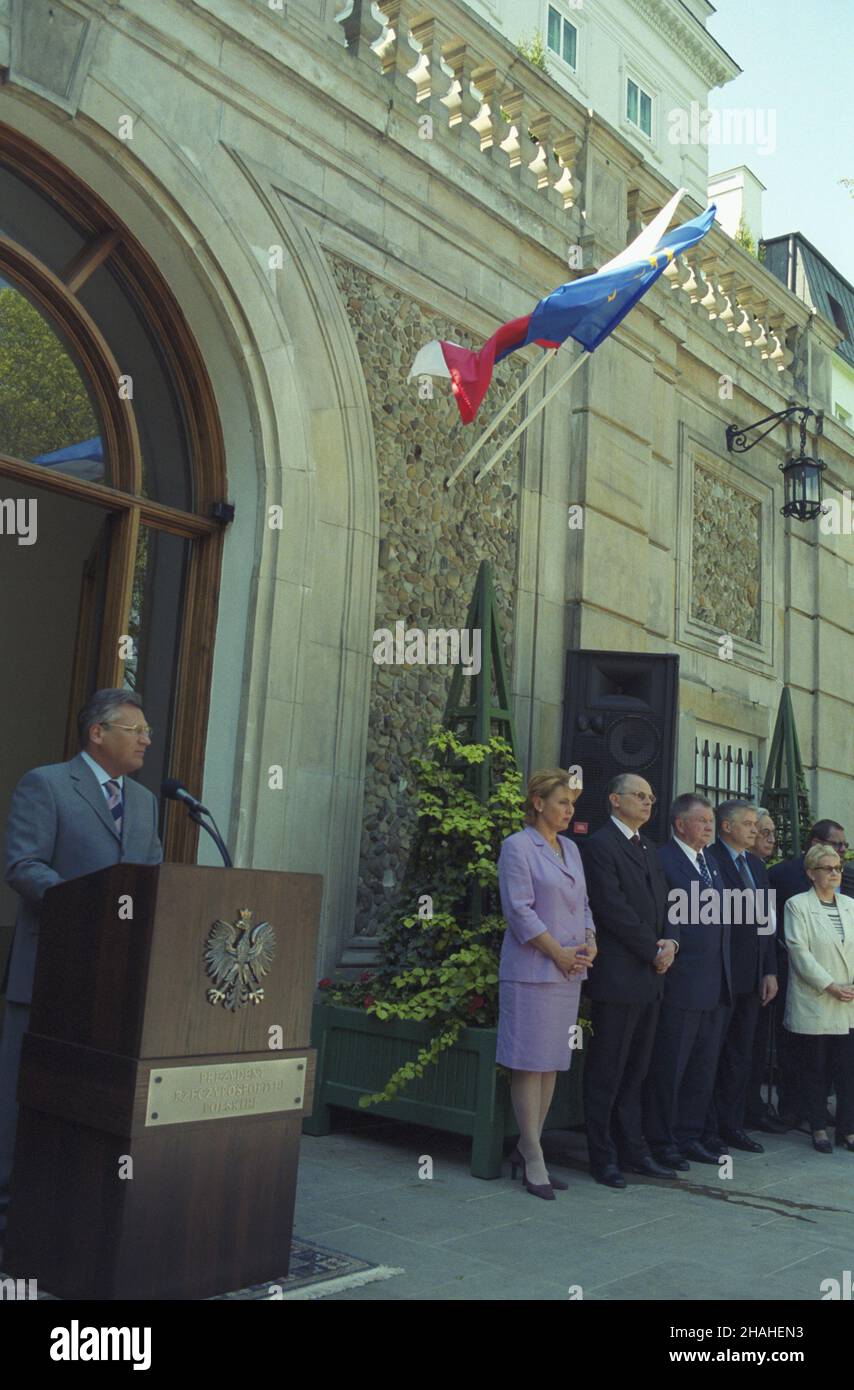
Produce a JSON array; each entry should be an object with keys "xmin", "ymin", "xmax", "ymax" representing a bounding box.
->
[
  {"xmin": 804, "ymin": 843, "xmax": 842, "ymax": 873},
  {"xmin": 524, "ymin": 768, "xmax": 580, "ymax": 824}
]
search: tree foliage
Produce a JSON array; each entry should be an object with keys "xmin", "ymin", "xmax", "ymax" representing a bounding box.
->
[
  {"xmin": 0, "ymin": 285, "xmax": 98, "ymax": 461},
  {"xmin": 321, "ymin": 728, "xmax": 526, "ymax": 1104}
]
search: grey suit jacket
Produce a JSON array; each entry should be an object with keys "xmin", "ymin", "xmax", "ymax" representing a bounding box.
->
[{"xmin": 3, "ymin": 753, "xmax": 162, "ymax": 1004}]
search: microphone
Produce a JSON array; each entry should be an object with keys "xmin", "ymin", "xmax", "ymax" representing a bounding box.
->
[
  {"xmin": 161, "ymin": 778, "xmax": 232, "ymax": 869},
  {"xmin": 162, "ymin": 778, "xmax": 210, "ymax": 816}
]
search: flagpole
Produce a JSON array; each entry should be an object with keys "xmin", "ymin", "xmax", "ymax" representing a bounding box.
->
[
  {"xmin": 474, "ymin": 350, "xmax": 590, "ymax": 484},
  {"xmin": 443, "ymin": 349, "xmax": 557, "ymax": 491}
]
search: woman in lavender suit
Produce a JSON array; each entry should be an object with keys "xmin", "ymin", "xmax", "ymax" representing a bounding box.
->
[{"xmin": 497, "ymin": 769, "xmax": 596, "ymax": 1199}]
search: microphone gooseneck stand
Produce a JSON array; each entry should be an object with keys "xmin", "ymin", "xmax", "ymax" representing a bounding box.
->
[{"xmin": 188, "ymin": 806, "xmax": 233, "ymax": 868}]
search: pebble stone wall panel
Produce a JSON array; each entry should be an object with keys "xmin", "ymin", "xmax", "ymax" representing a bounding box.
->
[{"xmin": 328, "ymin": 254, "xmax": 525, "ymax": 936}]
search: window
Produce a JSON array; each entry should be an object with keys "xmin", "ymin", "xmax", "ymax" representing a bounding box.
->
[
  {"xmin": 547, "ymin": 6, "xmax": 577, "ymax": 69},
  {"xmin": 827, "ymin": 293, "xmax": 850, "ymax": 340},
  {"xmin": 627, "ymin": 77, "xmax": 653, "ymax": 137}
]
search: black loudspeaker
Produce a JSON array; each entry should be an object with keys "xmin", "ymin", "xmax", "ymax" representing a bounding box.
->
[{"xmin": 560, "ymin": 651, "xmax": 679, "ymax": 846}]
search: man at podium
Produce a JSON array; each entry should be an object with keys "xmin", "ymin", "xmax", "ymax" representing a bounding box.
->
[{"xmin": 0, "ymin": 689, "xmax": 162, "ymax": 1240}]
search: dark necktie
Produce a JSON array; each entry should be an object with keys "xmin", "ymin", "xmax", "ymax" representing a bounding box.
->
[
  {"xmin": 105, "ymin": 779, "xmax": 123, "ymax": 836},
  {"xmin": 696, "ymin": 851, "xmax": 713, "ymax": 888},
  {"xmin": 735, "ymin": 854, "xmax": 753, "ymax": 889},
  {"xmin": 631, "ymin": 832, "xmax": 652, "ymax": 880}
]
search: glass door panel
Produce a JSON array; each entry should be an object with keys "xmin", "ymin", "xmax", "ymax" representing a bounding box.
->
[{"xmin": 124, "ymin": 524, "xmax": 192, "ymax": 832}]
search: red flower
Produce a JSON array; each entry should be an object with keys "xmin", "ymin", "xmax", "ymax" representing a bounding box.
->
[
  {"xmin": 317, "ymin": 978, "xmax": 333, "ymax": 990},
  {"xmin": 363, "ymin": 994, "xmax": 375, "ymax": 1008},
  {"xmin": 467, "ymin": 993, "xmax": 486, "ymax": 1014},
  {"xmin": 359, "ymin": 971, "xmax": 375, "ymax": 983}
]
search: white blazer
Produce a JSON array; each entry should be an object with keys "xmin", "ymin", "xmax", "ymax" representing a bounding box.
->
[{"xmin": 783, "ymin": 890, "xmax": 854, "ymax": 1035}]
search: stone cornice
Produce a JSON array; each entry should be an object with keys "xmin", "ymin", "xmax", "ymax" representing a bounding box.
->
[{"xmin": 624, "ymin": 0, "xmax": 741, "ymax": 89}]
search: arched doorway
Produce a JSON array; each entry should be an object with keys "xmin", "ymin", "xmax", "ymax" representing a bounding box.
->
[{"xmin": 0, "ymin": 124, "xmax": 227, "ymax": 918}]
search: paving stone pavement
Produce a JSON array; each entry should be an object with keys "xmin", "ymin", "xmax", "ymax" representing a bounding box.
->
[{"xmin": 294, "ymin": 1116, "xmax": 854, "ymax": 1301}]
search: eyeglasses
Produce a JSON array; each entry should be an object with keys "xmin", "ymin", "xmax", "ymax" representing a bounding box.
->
[
  {"xmin": 813, "ymin": 865, "xmax": 842, "ymax": 874},
  {"xmin": 625, "ymin": 792, "xmax": 656, "ymax": 804},
  {"xmin": 102, "ymin": 722, "xmax": 154, "ymax": 737},
  {"xmin": 826, "ymin": 841, "xmax": 849, "ymax": 851}
]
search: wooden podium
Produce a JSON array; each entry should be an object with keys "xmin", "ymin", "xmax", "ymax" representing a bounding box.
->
[{"xmin": 3, "ymin": 862, "xmax": 322, "ymax": 1300}]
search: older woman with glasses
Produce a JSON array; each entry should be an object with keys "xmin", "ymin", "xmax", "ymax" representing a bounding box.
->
[
  {"xmin": 497, "ymin": 769, "xmax": 596, "ymax": 1199},
  {"xmin": 784, "ymin": 845, "xmax": 854, "ymax": 1153}
]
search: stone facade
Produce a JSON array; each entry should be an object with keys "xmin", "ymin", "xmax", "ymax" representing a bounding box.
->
[{"xmin": 0, "ymin": 0, "xmax": 851, "ymax": 977}]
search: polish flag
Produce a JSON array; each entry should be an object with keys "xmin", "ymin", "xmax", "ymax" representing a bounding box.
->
[{"xmin": 408, "ymin": 189, "xmax": 714, "ymax": 423}]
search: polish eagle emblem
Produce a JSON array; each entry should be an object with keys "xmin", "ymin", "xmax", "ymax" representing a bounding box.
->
[{"xmin": 204, "ymin": 908, "xmax": 276, "ymax": 1010}]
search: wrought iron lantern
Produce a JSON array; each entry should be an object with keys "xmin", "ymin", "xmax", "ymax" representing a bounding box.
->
[{"xmin": 725, "ymin": 405, "xmax": 826, "ymax": 522}]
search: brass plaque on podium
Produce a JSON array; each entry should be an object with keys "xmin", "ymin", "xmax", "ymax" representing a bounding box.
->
[{"xmin": 146, "ymin": 1058, "xmax": 307, "ymax": 1127}]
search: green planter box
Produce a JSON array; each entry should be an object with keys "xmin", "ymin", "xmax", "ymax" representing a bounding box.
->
[{"xmin": 303, "ymin": 1002, "xmax": 585, "ymax": 1178}]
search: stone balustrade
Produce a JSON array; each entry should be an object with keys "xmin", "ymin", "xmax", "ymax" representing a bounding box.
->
[{"xmin": 316, "ymin": 1, "xmax": 808, "ymax": 384}]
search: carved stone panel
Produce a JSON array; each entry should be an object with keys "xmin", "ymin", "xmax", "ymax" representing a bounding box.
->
[
  {"xmin": 691, "ymin": 464, "xmax": 761, "ymax": 642},
  {"xmin": 9, "ymin": 0, "xmax": 101, "ymax": 116}
]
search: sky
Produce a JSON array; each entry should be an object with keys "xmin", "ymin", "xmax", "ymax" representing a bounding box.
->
[{"xmin": 705, "ymin": 0, "xmax": 853, "ymax": 284}]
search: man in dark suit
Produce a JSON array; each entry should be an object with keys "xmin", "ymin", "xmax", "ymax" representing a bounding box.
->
[
  {"xmin": 581, "ymin": 773, "xmax": 678, "ymax": 1189},
  {"xmin": 768, "ymin": 818, "xmax": 848, "ymax": 1124},
  {"xmin": 707, "ymin": 801, "xmax": 777, "ymax": 1153},
  {"xmin": 0, "ymin": 689, "xmax": 162, "ymax": 1239},
  {"xmin": 644, "ymin": 793, "xmax": 732, "ymax": 1168}
]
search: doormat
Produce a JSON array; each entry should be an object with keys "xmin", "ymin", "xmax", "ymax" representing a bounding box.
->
[{"xmin": 1, "ymin": 1239, "xmax": 404, "ymax": 1301}]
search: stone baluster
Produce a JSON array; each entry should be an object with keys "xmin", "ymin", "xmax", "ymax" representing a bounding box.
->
[
  {"xmin": 749, "ymin": 299, "xmax": 770, "ymax": 355},
  {"xmin": 767, "ymin": 313, "xmax": 795, "ymax": 371},
  {"xmin": 339, "ymin": 0, "xmax": 387, "ymax": 63},
  {"xmin": 698, "ymin": 253, "xmax": 726, "ymax": 317},
  {"xmin": 439, "ymin": 39, "xmax": 486, "ymax": 153},
  {"xmin": 733, "ymin": 283, "xmax": 760, "ymax": 345},
  {"xmin": 407, "ymin": 13, "xmax": 439, "ymax": 106},
  {"xmin": 552, "ymin": 130, "xmax": 578, "ymax": 209},
  {"xmin": 408, "ymin": 13, "xmax": 458, "ymax": 133},
  {"xmin": 372, "ymin": 1, "xmax": 423, "ymax": 96},
  {"xmin": 737, "ymin": 286, "xmax": 771, "ymax": 351},
  {"xmin": 678, "ymin": 253, "xmax": 700, "ymax": 302},
  {"xmin": 748, "ymin": 301, "xmax": 769, "ymax": 353},
  {"xmin": 716, "ymin": 271, "xmax": 737, "ymax": 331},
  {"xmin": 496, "ymin": 89, "xmax": 543, "ymax": 193},
  {"xmin": 527, "ymin": 110, "xmax": 553, "ymax": 190},
  {"xmin": 468, "ymin": 62, "xmax": 500, "ymax": 151},
  {"xmin": 494, "ymin": 83, "xmax": 523, "ymax": 168}
]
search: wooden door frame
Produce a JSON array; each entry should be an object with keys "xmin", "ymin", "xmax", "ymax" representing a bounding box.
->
[{"xmin": 0, "ymin": 124, "xmax": 230, "ymax": 863}]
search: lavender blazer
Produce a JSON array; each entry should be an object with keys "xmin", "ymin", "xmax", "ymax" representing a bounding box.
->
[{"xmin": 498, "ymin": 826, "xmax": 595, "ymax": 983}]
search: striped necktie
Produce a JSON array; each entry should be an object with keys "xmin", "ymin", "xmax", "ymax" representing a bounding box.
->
[
  {"xmin": 696, "ymin": 850, "xmax": 713, "ymax": 888},
  {"xmin": 105, "ymin": 779, "xmax": 123, "ymax": 836}
]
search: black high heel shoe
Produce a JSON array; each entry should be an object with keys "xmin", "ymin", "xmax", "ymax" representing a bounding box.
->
[
  {"xmin": 508, "ymin": 1146, "xmax": 568, "ymax": 1188},
  {"xmin": 812, "ymin": 1132, "xmax": 833, "ymax": 1154},
  {"xmin": 508, "ymin": 1147, "xmax": 556, "ymax": 1200},
  {"xmin": 835, "ymin": 1132, "xmax": 854, "ymax": 1151}
]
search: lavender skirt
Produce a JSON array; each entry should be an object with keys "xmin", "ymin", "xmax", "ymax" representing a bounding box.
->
[{"xmin": 496, "ymin": 979, "xmax": 582, "ymax": 1072}]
